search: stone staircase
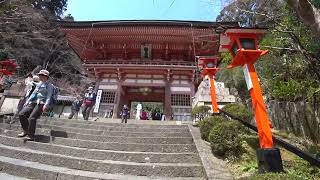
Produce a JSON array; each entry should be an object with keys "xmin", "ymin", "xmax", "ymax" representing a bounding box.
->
[{"xmin": 0, "ymin": 117, "xmax": 205, "ymax": 180}]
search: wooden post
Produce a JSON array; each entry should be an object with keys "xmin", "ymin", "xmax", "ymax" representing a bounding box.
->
[
  {"xmin": 164, "ymin": 81, "xmax": 172, "ymax": 120},
  {"xmin": 113, "ymin": 81, "xmax": 122, "ymax": 119}
]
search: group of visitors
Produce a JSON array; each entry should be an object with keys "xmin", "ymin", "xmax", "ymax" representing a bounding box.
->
[
  {"xmin": 15, "ymin": 69, "xmax": 172, "ymax": 140},
  {"xmin": 16, "ymin": 69, "xmax": 97, "ymax": 141},
  {"xmin": 120, "ymin": 104, "xmax": 166, "ymax": 123},
  {"xmin": 17, "ymin": 69, "xmax": 54, "ymax": 141},
  {"xmin": 140, "ymin": 110, "xmax": 165, "ymax": 120},
  {"xmin": 67, "ymin": 86, "xmax": 97, "ymax": 120}
]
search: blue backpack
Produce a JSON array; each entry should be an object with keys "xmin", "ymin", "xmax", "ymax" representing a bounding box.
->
[{"xmin": 49, "ymin": 85, "xmax": 59, "ymax": 107}]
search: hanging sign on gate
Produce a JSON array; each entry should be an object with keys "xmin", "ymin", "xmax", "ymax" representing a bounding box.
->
[
  {"xmin": 243, "ymin": 64, "xmax": 253, "ymax": 90},
  {"xmin": 93, "ymin": 90, "xmax": 102, "ymax": 113}
]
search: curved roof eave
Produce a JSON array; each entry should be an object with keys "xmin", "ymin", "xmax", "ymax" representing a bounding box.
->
[{"xmin": 57, "ymin": 20, "xmax": 240, "ymax": 28}]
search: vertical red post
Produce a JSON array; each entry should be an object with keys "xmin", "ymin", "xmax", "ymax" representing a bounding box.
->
[
  {"xmin": 209, "ymin": 74, "xmax": 219, "ymax": 113},
  {"xmin": 223, "ymin": 29, "xmax": 283, "ymax": 173},
  {"xmin": 247, "ymin": 63, "xmax": 273, "ymax": 148}
]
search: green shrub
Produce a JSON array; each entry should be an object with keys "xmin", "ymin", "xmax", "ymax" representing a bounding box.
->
[
  {"xmin": 208, "ymin": 120, "xmax": 244, "ymax": 158},
  {"xmin": 222, "ymin": 103, "xmax": 253, "ymax": 122},
  {"xmin": 284, "ymin": 158, "xmax": 320, "ymax": 180},
  {"xmin": 191, "ymin": 105, "xmax": 211, "ymax": 121},
  {"xmin": 244, "ymin": 173, "xmax": 301, "ymax": 180},
  {"xmin": 271, "ymin": 79, "xmax": 305, "ymax": 101},
  {"xmin": 199, "ymin": 116, "xmax": 227, "ymax": 141}
]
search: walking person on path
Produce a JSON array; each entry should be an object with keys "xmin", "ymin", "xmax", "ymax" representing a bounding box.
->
[
  {"xmin": 68, "ymin": 96, "xmax": 82, "ymax": 119},
  {"xmin": 82, "ymin": 87, "xmax": 96, "ymax": 120},
  {"xmin": 18, "ymin": 70, "xmax": 54, "ymax": 141}
]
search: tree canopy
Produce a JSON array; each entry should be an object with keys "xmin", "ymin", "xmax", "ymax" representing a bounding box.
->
[
  {"xmin": 216, "ymin": 0, "xmax": 320, "ymax": 102},
  {"xmin": 28, "ymin": 0, "xmax": 68, "ymax": 16}
]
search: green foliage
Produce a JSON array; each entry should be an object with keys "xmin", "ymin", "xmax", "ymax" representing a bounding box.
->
[
  {"xmin": 284, "ymin": 158, "xmax": 320, "ymax": 180},
  {"xmin": 271, "ymin": 79, "xmax": 304, "ymax": 101},
  {"xmin": 0, "ymin": 51, "xmax": 8, "ymax": 61},
  {"xmin": 306, "ymin": 144, "xmax": 320, "ymax": 159},
  {"xmin": 63, "ymin": 14, "xmax": 74, "ymax": 21},
  {"xmin": 217, "ymin": 0, "xmax": 320, "ymax": 103},
  {"xmin": 208, "ymin": 120, "xmax": 245, "ymax": 158},
  {"xmin": 216, "ymin": 65, "xmax": 249, "ymax": 104},
  {"xmin": 191, "ymin": 105, "xmax": 211, "ymax": 121},
  {"xmin": 199, "ymin": 116, "xmax": 227, "ymax": 141},
  {"xmin": 311, "ymin": 0, "xmax": 320, "ymax": 8},
  {"xmin": 240, "ymin": 160, "xmax": 258, "ymax": 173},
  {"xmin": 220, "ymin": 52, "xmax": 232, "ymax": 65},
  {"xmin": 216, "ymin": 0, "xmax": 284, "ymax": 27},
  {"xmin": 28, "ymin": 0, "xmax": 68, "ymax": 16},
  {"xmin": 245, "ymin": 173, "xmax": 302, "ymax": 180},
  {"xmin": 222, "ymin": 103, "xmax": 253, "ymax": 122}
]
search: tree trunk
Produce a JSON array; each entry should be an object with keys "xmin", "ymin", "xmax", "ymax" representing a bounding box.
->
[{"xmin": 286, "ymin": 0, "xmax": 320, "ymax": 37}]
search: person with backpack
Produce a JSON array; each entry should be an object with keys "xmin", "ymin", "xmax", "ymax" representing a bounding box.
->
[
  {"xmin": 68, "ymin": 96, "xmax": 82, "ymax": 119},
  {"xmin": 18, "ymin": 69, "xmax": 54, "ymax": 141},
  {"xmin": 82, "ymin": 87, "xmax": 96, "ymax": 120}
]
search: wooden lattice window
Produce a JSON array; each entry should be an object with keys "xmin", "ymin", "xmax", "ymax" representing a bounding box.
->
[
  {"xmin": 171, "ymin": 94, "xmax": 191, "ymax": 106},
  {"xmin": 101, "ymin": 91, "xmax": 116, "ymax": 103}
]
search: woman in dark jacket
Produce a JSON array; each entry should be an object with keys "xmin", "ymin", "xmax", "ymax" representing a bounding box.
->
[{"xmin": 121, "ymin": 105, "xmax": 129, "ymax": 123}]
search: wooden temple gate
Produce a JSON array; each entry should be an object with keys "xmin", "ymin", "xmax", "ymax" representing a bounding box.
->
[{"xmin": 59, "ymin": 20, "xmax": 238, "ymax": 120}]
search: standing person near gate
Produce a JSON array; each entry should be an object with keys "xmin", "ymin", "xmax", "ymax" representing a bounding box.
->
[
  {"xmin": 18, "ymin": 70, "xmax": 54, "ymax": 141},
  {"xmin": 82, "ymin": 87, "xmax": 96, "ymax": 120},
  {"xmin": 121, "ymin": 105, "xmax": 129, "ymax": 123}
]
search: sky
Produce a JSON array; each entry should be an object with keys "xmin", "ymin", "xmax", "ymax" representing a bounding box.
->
[{"xmin": 64, "ymin": 0, "xmax": 225, "ymax": 21}]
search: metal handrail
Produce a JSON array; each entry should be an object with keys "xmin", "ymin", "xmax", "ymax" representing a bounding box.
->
[{"xmin": 218, "ymin": 108, "xmax": 320, "ymax": 167}]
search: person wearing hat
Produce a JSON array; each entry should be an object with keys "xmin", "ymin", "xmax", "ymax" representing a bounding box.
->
[
  {"xmin": 82, "ymin": 86, "xmax": 96, "ymax": 120},
  {"xmin": 18, "ymin": 69, "xmax": 54, "ymax": 141}
]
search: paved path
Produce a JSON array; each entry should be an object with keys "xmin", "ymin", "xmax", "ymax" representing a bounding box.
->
[
  {"xmin": 0, "ymin": 117, "xmax": 204, "ymax": 179},
  {"xmin": 189, "ymin": 125, "xmax": 233, "ymax": 180}
]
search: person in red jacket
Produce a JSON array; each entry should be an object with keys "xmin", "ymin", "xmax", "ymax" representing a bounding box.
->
[{"xmin": 82, "ymin": 87, "xmax": 96, "ymax": 120}]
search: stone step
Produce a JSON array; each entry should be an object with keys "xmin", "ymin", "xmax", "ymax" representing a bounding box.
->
[
  {"xmin": 0, "ymin": 144, "xmax": 204, "ymax": 177},
  {"xmin": 33, "ymin": 118, "xmax": 190, "ymax": 132},
  {"xmin": 0, "ymin": 128, "xmax": 197, "ymax": 153},
  {"xmin": 0, "ymin": 135, "xmax": 200, "ymax": 164},
  {"xmin": 0, "ymin": 173, "xmax": 30, "ymax": 180},
  {"xmin": 0, "ymin": 126, "xmax": 193, "ymax": 144},
  {"xmin": 0, "ymin": 156, "xmax": 204, "ymax": 180},
  {"xmin": 39, "ymin": 117, "xmax": 188, "ymax": 129},
  {"xmin": 1, "ymin": 122, "xmax": 191, "ymax": 138}
]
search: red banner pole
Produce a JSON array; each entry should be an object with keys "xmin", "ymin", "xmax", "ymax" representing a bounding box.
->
[
  {"xmin": 209, "ymin": 74, "xmax": 219, "ymax": 113},
  {"xmin": 247, "ymin": 63, "xmax": 273, "ymax": 148}
]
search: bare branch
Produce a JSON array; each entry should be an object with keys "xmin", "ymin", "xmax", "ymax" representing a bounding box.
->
[
  {"xmin": 286, "ymin": 0, "xmax": 320, "ymax": 36},
  {"xmin": 261, "ymin": 45, "xmax": 299, "ymax": 51}
]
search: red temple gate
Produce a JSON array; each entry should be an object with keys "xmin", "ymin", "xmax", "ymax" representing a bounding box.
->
[{"xmin": 59, "ymin": 20, "xmax": 238, "ymax": 119}]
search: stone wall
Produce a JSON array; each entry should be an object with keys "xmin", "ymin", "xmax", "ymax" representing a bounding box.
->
[{"xmin": 267, "ymin": 100, "xmax": 320, "ymax": 143}]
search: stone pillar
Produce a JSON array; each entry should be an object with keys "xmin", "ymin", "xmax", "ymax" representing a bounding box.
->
[{"xmin": 164, "ymin": 81, "xmax": 172, "ymax": 120}]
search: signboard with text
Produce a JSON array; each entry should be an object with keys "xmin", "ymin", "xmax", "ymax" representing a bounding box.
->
[{"xmin": 93, "ymin": 90, "xmax": 102, "ymax": 113}]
